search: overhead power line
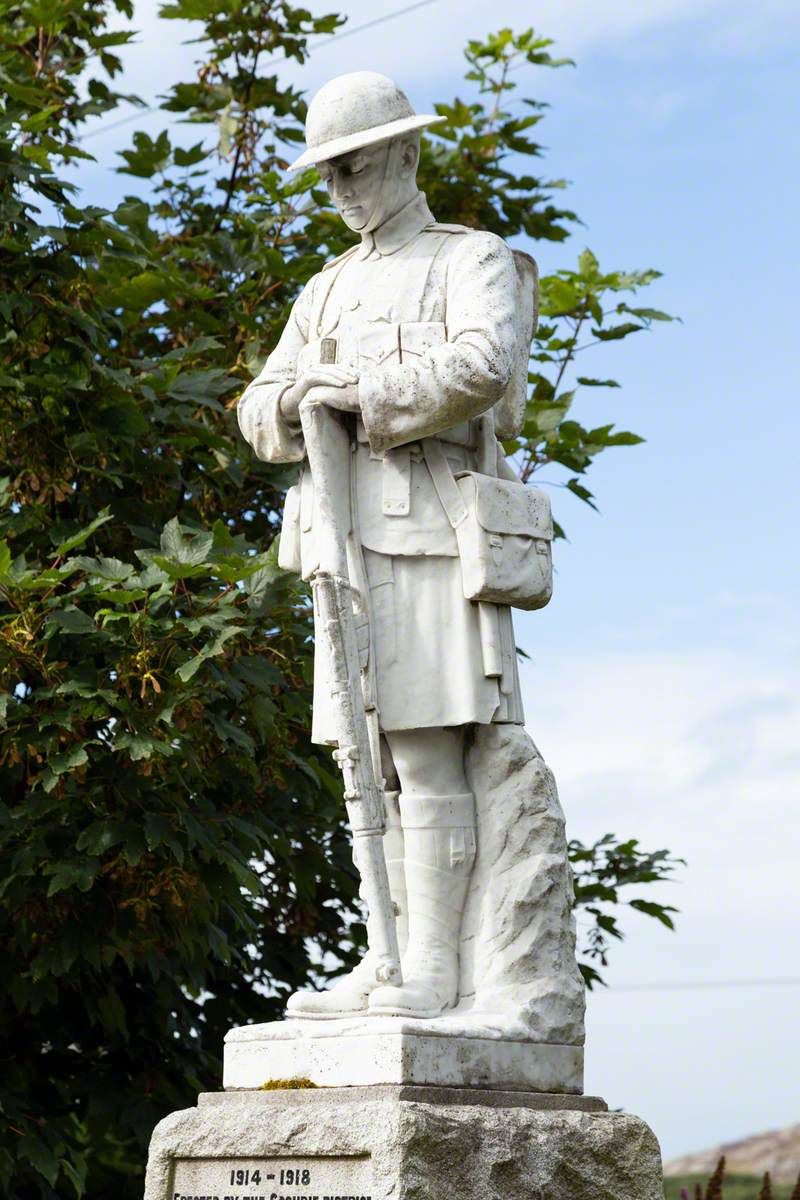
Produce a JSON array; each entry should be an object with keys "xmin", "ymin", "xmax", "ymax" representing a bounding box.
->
[
  {"xmin": 78, "ymin": 0, "xmax": 442, "ymax": 143},
  {"xmin": 608, "ymin": 977, "xmax": 800, "ymax": 993},
  {"xmin": 311, "ymin": 0, "xmax": 440, "ymax": 46}
]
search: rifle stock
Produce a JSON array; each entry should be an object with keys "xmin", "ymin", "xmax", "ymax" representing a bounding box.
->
[{"xmin": 299, "ymin": 399, "xmax": 402, "ymax": 988}]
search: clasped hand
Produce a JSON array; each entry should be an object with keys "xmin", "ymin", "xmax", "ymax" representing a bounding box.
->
[{"xmin": 280, "ymin": 366, "xmax": 360, "ymax": 424}]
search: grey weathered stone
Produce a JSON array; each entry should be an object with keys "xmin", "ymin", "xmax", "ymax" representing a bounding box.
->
[
  {"xmin": 200, "ymin": 1084, "xmax": 607, "ymax": 1111},
  {"xmin": 145, "ymin": 1088, "xmax": 664, "ymax": 1200}
]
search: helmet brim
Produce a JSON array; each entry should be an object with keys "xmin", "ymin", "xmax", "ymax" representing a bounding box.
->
[{"xmin": 287, "ymin": 113, "xmax": 445, "ymax": 172}]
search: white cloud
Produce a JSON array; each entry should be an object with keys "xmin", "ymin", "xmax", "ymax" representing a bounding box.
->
[
  {"xmin": 522, "ymin": 645, "xmax": 799, "ymax": 916},
  {"xmin": 519, "ymin": 644, "xmax": 800, "ymax": 1157},
  {"xmin": 700, "ymin": 0, "xmax": 800, "ymax": 53},
  {"xmin": 273, "ymin": 0, "xmax": 800, "ymax": 97},
  {"xmin": 72, "ymin": 0, "xmax": 800, "ymax": 179},
  {"xmin": 531, "ymin": 0, "xmax": 800, "ymax": 55},
  {"xmin": 96, "ymin": 0, "xmax": 800, "ymax": 126}
]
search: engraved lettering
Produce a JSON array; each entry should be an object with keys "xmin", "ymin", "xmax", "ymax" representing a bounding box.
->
[{"xmin": 171, "ymin": 1157, "xmax": 370, "ymax": 1200}]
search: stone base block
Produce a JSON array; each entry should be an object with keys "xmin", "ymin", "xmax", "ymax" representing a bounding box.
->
[
  {"xmin": 223, "ymin": 1016, "xmax": 583, "ymax": 1093},
  {"xmin": 145, "ymin": 1087, "xmax": 664, "ymax": 1200}
]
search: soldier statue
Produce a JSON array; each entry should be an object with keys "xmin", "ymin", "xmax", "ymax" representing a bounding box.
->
[
  {"xmin": 143, "ymin": 70, "xmax": 660, "ymax": 1200},
  {"xmin": 237, "ymin": 71, "xmax": 548, "ymax": 1022}
]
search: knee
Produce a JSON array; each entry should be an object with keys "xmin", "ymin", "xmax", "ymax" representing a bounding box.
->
[{"xmin": 386, "ymin": 727, "xmax": 469, "ymax": 796}]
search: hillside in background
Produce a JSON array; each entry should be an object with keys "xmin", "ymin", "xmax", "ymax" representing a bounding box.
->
[
  {"xmin": 663, "ymin": 1177, "xmax": 794, "ymax": 1200},
  {"xmin": 664, "ymin": 1124, "xmax": 800, "ymax": 1186}
]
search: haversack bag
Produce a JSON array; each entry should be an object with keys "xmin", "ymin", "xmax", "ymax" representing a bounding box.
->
[{"xmin": 422, "ymin": 439, "xmax": 553, "ymax": 611}]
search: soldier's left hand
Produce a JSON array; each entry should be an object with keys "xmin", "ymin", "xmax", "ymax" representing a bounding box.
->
[{"xmin": 303, "ymin": 383, "xmax": 361, "ymax": 413}]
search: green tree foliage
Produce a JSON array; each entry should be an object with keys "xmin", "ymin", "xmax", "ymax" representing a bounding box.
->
[
  {"xmin": 1, "ymin": 5, "xmax": 679, "ymax": 1196},
  {"xmin": 570, "ymin": 834, "xmax": 683, "ymax": 989}
]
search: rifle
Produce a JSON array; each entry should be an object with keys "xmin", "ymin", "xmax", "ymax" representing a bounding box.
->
[{"xmin": 298, "ymin": 398, "xmax": 402, "ymax": 989}]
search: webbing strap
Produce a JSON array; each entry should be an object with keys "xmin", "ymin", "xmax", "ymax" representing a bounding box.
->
[{"xmin": 421, "ymin": 438, "xmax": 469, "ymax": 529}]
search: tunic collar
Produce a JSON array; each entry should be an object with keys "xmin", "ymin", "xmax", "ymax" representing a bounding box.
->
[{"xmin": 361, "ymin": 192, "xmax": 435, "ymax": 258}]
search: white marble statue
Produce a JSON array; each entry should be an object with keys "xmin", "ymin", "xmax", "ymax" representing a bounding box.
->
[{"xmin": 237, "ymin": 71, "xmax": 582, "ymax": 1037}]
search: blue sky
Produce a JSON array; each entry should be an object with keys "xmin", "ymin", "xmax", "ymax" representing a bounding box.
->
[{"xmin": 73, "ymin": 0, "xmax": 800, "ymax": 1163}]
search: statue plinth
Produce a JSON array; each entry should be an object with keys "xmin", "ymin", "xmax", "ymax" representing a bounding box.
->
[{"xmin": 223, "ymin": 1015, "xmax": 584, "ymax": 1093}]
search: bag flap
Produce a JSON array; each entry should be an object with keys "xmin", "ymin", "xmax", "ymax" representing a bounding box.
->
[
  {"xmin": 358, "ymin": 322, "xmax": 400, "ymax": 365},
  {"xmin": 399, "ymin": 321, "xmax": 446, "ymax": 358},
  {"xmin": 457, "ymin": 472, "xmax": 552, "ymax": 539}
]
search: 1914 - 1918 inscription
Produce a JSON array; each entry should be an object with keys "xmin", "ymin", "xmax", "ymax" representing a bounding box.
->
[{"xmin": 171, "ymin": 1156, "xmax": 372, "ymax": 1200}]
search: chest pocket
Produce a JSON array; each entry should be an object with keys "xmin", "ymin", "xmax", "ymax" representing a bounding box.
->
[
  {"xmin": 358, "ymin": 322, "xmax": 400, "ymax": 367},
  {"xmin": 296, "ymin": 336, "xmax": 341, "ymax": 372},
  {"xmin": 399, "ymin": 321, "xmax": 446, "ymax": 360}
]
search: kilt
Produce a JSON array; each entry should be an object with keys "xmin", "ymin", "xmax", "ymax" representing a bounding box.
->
[{"xmin": 311, "ymin": 549, "xmax": 524, "ymax": 745}]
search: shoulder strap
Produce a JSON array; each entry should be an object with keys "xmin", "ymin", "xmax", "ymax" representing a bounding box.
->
[
  {"xmin": 422, "ymin": 439, "xmax": 468, "ymax": 528},
  {"xmin": 312, "ymin": 247, "xmax": 357, "ymax": 337}
]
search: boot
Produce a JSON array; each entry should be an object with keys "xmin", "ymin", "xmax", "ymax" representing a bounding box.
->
[
  {"xmin": 383, "ymin": 788, "xmax": 409, "ymax": 952},
  {"xmin": 368, "ymin": 792, "xmax": 475, "ymax": 1019},
  {"xmin": 286, "ymin": 792, "xmax": 407, "ymax": 1018}
]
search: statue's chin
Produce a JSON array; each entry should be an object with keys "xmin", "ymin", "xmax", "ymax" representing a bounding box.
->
[{"xmin": 339, "ymin": 208, "xmax": 368, "ymax": 232}]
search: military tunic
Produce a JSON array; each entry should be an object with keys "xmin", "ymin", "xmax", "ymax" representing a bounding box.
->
[{"xmin": 237, "ymin": 192, "xmax": 525, "ymax": 744}]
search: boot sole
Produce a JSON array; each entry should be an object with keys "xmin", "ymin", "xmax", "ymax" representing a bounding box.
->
[
  {"xmin": 285, "ymin": 1006, "xmax": 369, "ymax": 1020},
  {"xmin": 367, "ymin": 1004, "xmax": 444, "ymax": 1019}
]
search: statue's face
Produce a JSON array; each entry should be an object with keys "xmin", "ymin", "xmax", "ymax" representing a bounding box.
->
[{"xmin": 316, "ymin": 143, "xmax": 391, "ymax": 232}]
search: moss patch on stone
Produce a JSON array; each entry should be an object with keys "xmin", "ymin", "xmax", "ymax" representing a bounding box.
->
[{"xmin": 259, "ymin": 1077, "xmax": 318, "ymax": 1091}]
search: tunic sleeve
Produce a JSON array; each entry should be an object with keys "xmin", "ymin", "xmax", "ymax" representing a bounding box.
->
[
  {"xmin": 236, "ymin": 279, "xmax": 315, "ymax": 463},
  {"xmin": 358, "ymin": 232, "xmax": 517, "ymax": 455}
]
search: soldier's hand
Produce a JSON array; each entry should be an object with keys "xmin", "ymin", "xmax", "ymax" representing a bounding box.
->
[
  {"xmin": 280, "ymin": 367, "xmax": 358, "ymax": 424},
  {"xmin": 302, "ymin": 383, "xmax": 361, "ymax": 413}
]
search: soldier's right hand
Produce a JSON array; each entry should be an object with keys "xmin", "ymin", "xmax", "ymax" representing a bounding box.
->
[{"xmin": 280, "ymin": 367, "xmax": 358, "ymax": 425}]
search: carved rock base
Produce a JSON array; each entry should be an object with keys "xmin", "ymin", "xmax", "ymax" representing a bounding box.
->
[
  {"xmin": 460, "ymin": 724, "xmax": 586, "ymax": 1045},
  {"xmin": 145, "ymin": 1087, "xmax": 664, "ymax": 1200}
]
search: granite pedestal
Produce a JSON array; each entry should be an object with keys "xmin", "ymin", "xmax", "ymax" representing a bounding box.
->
[{"xmin": 145, "ymin": 1086, "xmax": 664, "ymax": 1200}]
